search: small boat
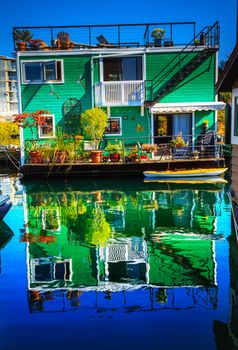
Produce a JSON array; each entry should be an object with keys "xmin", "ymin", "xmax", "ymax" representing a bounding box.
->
[
  {"xmin": 143, "ymin": 167, "xmax": 228, "ymax": 179},
  {"xmin": 144, "ymin": 177, "xmax": 228, "ymax": 184},
  {"xmin": 0, "ymin": 195, "xmax": 12, "ymax": 220}
]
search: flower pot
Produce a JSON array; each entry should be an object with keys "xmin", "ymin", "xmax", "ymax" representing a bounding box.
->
[
  {"xmin": 55, "ymin": 151, "xmax": 66, "ymax": 164},
  {"xmin": 17, "ymin": 42, "xmax": 27, "ymax": 51},
  {"xmin": 29, "ymin": 151, "xmax": 42, "ymax": 164},
  {"xmin": 91, "ymin": 150, "xmax": 102, "ymax": 163},
  {"xmin": 110, "ymin": 153, "xmax": 120, "ymax": 162},
  {"xmin": 154, "ymin": 38, "xmax": 162, "ymax": 47}
]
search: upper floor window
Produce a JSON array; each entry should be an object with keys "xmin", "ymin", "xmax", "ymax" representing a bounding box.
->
[
  {"xmin": 21, "ymin": 60, "xmax": 63, "ymax": 84},
  {"xmin": 103, "ymin": 57, "xmax": 142, "ymax": 81}
]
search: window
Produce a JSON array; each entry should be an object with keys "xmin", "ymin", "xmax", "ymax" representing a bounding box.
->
[
  {"xmin": 38, "ymin": 115, "xmax": 55, "ymax": 138},
  {"xmin": 105, "ymin": 117, "xmax": 122, "ymax": 135},
  {"xmin": 103, "ymin": 57, "xmax": 142, "ymax": 81},
  {"xmin": 22, "ymin": 60, "xmax": 63, "ymax": 83},
  {"xmin": 235, "ymin": 97, "xmax": 238, "ymax": 137}
]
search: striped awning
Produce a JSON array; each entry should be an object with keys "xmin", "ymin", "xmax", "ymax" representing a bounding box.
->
[{"xmin": 150, "ymin": 102, "xmax": 226, "ymax": 114}]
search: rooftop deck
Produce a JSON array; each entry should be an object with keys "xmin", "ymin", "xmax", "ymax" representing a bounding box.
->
[{"xmin": 13, "ymin": 21, "xmax": 219, "ymax": 52}]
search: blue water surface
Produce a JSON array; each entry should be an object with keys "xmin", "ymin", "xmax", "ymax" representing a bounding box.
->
[{"xmin": 0, "ymin": 176, "xmax": 236, "ymax": 350}]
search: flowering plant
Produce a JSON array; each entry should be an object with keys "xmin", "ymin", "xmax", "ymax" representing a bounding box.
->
[
  {"xmin": 14, "ymin": 110, "xmax": 52, "ymax": 152},
  {"xmin": 151, "ymin": 28, "xmax": 166, "ymax": 40},
  {"xmin": 141, "ymin": 143, "xmax": 157, "ymax": 152}
]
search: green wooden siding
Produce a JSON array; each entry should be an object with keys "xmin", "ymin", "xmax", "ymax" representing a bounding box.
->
[
  {"xmin": 146, "ymin": 52, "xmax": 215, "ymax": 102},
  {"xmin": 19, "ymin": 50, "xmax": 216, "ymax": 142},
  {"xmin": 20, "ymin": 55, "xmax": 92, "ymax": 140}
]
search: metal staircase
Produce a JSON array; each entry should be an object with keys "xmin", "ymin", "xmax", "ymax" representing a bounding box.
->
[{"xmin": 145, "ymin": 22, "xmax": 220, "ymax": 103}]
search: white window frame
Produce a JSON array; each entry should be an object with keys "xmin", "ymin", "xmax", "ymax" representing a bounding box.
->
[
  {"xmin": 21, "ymin": 59, "xmax": 64, "ymax": 84},
  {"xmin": 101, "ymin": 55, "xmax": 144, "ymax": 83},
  {"xmin": 38, "ymin": 114, "xmax": 55, "ymax": 139},
  {"xmin": 105, "ymin": 117, "xmax": 122, "ymax": 136}
]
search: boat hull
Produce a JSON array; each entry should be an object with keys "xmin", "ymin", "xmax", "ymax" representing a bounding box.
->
[
  {"xmin": 143, "ymin": 168, "xmax": 228, "ymax": 178},
  {"xmin": 0, "ymin": 195, "xmax": 12, "ymax": 220}
]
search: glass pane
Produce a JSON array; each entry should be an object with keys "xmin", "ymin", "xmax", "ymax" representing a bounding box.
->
[
  {"xmin": 122, "ymin": 57, "xmax": 142, "ymax": 80},
  {"xmin": 44, "ymin": 62, "xmax": 56, "ymax": 80},
  {"xmin": 172, "ymin": 114, "xmax": 191, "ymax": 143},
  {"xmin": 103, "ymin": 58, "xmax": 122, "ymax": 81},
  {"xmin": 39, "ymin": 116, "xmax": 54, "ymax": 137},
  {"xmin": 105, "ymin": 118, "xmax": 121, "ymax": 134},
  {"xmin": 235, "ymin": 97, "xmax": 238, "ymax": 136},
  {"xmin": 25, "ymin": 63, "xmax": 42, "ymax": 81}
]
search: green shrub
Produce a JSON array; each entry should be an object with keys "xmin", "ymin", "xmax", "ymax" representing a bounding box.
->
[
  {"xmin": 79, "ymin": 107, "xmax": 108, "ymax": 146},
  {"xmin": 0, "ymin": 122, "xmax": 19, "ymax": 140}
]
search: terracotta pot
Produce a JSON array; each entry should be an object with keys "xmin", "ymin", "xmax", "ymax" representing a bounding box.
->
[
  {"xmin": 110, "ymin": 153, "xmax": 120, "ymax": 162},
  {"xmin": 55, "ymin": 151, "xmax": 66, "ymax": 164},
  {"xmin": 17, "ymin": 42, "xmax": 27, "ymax": 51},
  {"xmin": 29, "ymin": 151, "xmax": 42, "ymax": 164},
  {"xmin": 91, "ymin": 151, "xmax": 102, "ymax": 163}
]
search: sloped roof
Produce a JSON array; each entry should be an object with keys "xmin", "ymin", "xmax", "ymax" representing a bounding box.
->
[{"xmin": 216, "ymin": 44, "xmax": 238, "ymax": 92}]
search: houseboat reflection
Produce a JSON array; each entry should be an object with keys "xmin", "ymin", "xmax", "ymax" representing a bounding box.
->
[{"xmin": 22, "ymin": 180, "xmax": 226, "ymax": 314}]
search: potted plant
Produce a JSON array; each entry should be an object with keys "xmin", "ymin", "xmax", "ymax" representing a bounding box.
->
[
  {"xmin": 79, "ymin": 107, "xmax": 108, "ymax": 163},
  {"xmin": 129, "ymin": 146, "xmax": 138, "ymax": 162},
  {"xmin": 170, "ymin": 132, "xmax": 186, "ymax": 148},
  {"xmin": 151, "ymin": 28, "xmax": 166, "ymax": 47},
  {"xmin": 105, "ymin": 141, "xmax": 123, "ymax": 162},
  {"xmin": 14, "ymin": 110, "xmax": 51, "ymax": 164},
  {"xmin": 13, "ymin": 29, "xmax": 33, "ymax": 51}
]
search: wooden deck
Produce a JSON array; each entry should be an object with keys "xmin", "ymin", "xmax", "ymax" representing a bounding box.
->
[{"xmin": 21, "ymin": 157, "xmax": 225, "ymax": 177}]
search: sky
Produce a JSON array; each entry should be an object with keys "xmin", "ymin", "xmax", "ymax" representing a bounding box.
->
[{"xmin": 1, "ymin": 0, "xmax": 237, "ymax": 62}]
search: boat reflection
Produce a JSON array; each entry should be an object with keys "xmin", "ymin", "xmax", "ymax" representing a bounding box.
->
[
  {"xmin": 0, "ymin": 221, "xmax": 13, "ymax": 274},
  {"xmin": 22, "ymin": 179, "xmax": 226, "ymax": 314}
]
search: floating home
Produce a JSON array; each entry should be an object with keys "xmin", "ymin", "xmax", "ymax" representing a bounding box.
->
[
  {"xmin": 216, "ymin": 44, "xmax": 238, "ymax": 233},
  {"xmin": 14, "ymin": 22, "xmax": 226, "ymax": 176}
]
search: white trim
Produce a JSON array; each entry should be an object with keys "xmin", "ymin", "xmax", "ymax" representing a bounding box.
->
[
  {"xmin": 104, "ymin": 117, "xmax": 122, "ymax": 136},
  {"xmin": 17, "ymin": 46, "xmax": 205, "ymax": 58},
  {"xmin": 99, "ymin": 56, "xmax": 103, "ymax": 83},
  {"xmin": 16, "ymin": 53, "xmax": 24, "ymax": 166},
  {"xmin": 38, "ymin": 114, "xmax": 55, "ymax": 139},
  {"xmin": 21, "ymin": 59, "xmax": 64, "ymax": 84},
  {"xmin": 151, "ymin": 113, "xmax": 154, "ymax": 144},
  {"xmin": 232, "ymin": 88, "xmax": 238, "ymax": 145},
  {"xmin": 192, "ymin": 111, "xmax": 195, "ymax": 149},
  {"xmin": 151, "ymin": 101, "xmax": 226, "ymax": 113},
  {"xmin": 90, "ymin": 56, "xmax": 94, "ymax": 106}
]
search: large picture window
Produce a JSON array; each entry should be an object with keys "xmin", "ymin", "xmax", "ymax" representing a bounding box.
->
[
  {"xmin": 38, "ymin": 115, "xmax": 55, "ymax": 139},
  {"xmin": 105, "ymin": 117, "xmax": 122, "ymax": 135},
  {"xmin": 22, "ymin": 60, "xmax": 63, "ymax": 84},
  {"xmin": 103, "ymin": 57, "xmax": 142, "ymax": 81}
]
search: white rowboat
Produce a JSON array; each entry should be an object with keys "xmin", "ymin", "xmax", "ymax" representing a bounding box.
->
[{"xmin": 143, "ymin": 168, "xmax": 228, "ymax": 178}]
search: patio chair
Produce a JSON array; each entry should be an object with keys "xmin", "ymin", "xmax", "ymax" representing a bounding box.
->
[
  {"xmin": 56, "ymin": 32, "xmax": 97, "ymax": 50},
  {"xmin": 96, "ymin": 34, "xmax": 135, "ymax": 48},
  {"xmin": 56, "ymin": 32, "xmax": 75, "ymax": 49},
  {"xmin": 200, "ymin": 130, "xmax": 216, "ymax": 158}
]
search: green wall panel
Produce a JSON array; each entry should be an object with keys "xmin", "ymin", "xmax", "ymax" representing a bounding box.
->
[{"xmin": 146, "ymin": 52, "xmax": 215, "ymax": 103}]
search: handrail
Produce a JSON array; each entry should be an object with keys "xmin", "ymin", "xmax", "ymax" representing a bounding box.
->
[{"xmin": 145, "ymin": 21, "xmax": 219, "ymax": 100}]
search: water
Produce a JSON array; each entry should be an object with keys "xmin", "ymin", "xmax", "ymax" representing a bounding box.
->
[{"xmin": 0, "ymin": 176, "xmax": 236, "ymax": 350}]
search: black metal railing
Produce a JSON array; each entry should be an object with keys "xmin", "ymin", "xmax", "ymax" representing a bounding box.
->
[
  {"xmin": 145, "ymin": 21, "xmax": 220, "ymax": 101},
  {"xmin": 23, "ymin": 133, "xmax": 225, "ymax": 164},
  {"xmin": 13, "ymin": 22, "xmax": 196, "ymax": 51}
]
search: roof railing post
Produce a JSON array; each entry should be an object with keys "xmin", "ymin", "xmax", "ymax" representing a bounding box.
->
[
  {"xmin": 118, "ymin": 25, "xmax": 120, "ymax": 47},
  {"xmin": 89, "ymin": 26, "xmax": 92, "ymax": 46}
]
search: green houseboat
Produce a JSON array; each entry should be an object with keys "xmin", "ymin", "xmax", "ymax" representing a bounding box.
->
[{"xmin": 14, "ymin": 21, "xmax": 226, "ymax": 175}]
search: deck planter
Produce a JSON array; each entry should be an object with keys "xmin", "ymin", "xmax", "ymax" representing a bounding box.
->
[
  {"xmin": 29, "ymin": 151, "xmax": 42, "ymax": 164},
  {"xmin": 91, "ymin": 150, "xmax": 102, "ymax": 163}
]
